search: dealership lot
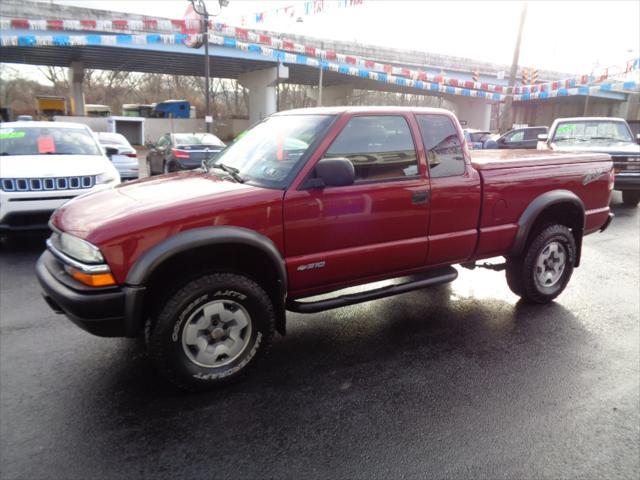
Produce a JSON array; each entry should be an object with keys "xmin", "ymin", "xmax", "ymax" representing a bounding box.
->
[{"xmin": 0, "ymin": 193, "xmax": 638, "ymax": 479}]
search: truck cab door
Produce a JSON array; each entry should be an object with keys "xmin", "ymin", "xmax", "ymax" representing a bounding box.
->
[
  {"xmin": 415, "ymin": 114, "xmax": 481, "ymax": 266},
  {"xmin": 283, "ymin": 113, "xmax": 431, "ymax": 298}
]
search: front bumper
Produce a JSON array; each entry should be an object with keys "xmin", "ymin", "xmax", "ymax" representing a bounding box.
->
[
  {"xmin": 36, "ymin": 250, "xmax": 144, "ymax": 337},
  {"xmin": 614, "ymin": 172, "xmax": 640, "ymax": 191}
]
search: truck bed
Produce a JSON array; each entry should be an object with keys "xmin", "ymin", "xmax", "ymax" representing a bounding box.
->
[
  {"xmin": 470, "ymin": 149, "xmax": 613, "ymax": 260},
  {"xmin": 471, "ymin": 150, "xmax": 611, "ymax": 170}
]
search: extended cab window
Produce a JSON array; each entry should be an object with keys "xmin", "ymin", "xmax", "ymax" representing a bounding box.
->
[
  {"xmin": 417, "ymin": 115, "xmax": 465, "ymax": 177},
  {"xmin": 324, "ymin": 116, "xmax": 418, "ymax": 182}
]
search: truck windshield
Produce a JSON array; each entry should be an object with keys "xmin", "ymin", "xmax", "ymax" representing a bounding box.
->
[
  {"xmin": 552, "ymin": 121, "xmax": 634, "ymax": 143},
  {"xmin": 0, "ymin": 126, "xmax": 102, "ymax": 156},
  {"xmin": 209, "ymin": 114, "xmax": 334, "ymax": 188}
]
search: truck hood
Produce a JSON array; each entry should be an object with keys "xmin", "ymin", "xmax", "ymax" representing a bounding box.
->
[
  {"xmin": 0, "ymin": 154, "xmax": 115, "ymax": 178},
  {"xmin": 551, "ymin": 141, "xmax": 640, "ymax": 156},
  {"xmin": 52, "ymin": 171, "xmax": 275, "ymax": 238}
]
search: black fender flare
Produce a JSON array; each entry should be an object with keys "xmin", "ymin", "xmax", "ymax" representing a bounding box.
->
[
  {"xmin": 124, "ymin": 226, "xmax": 288, "ymax": 335},
  {"xmin": 510, "ymin": 189, "xmax": 585, "ymax": 257}
]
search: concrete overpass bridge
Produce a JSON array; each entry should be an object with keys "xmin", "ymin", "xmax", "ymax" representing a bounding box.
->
[{"xmin": 1, "ymin": 0, "xmax": 637, "ymax": 129}]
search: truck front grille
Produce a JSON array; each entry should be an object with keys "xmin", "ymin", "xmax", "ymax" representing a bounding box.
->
[{"xmin": 0, "ymin": 176, "xmax": 96, "ymax": 192}]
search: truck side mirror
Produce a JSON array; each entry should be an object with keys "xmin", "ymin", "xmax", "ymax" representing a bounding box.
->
[
  {"xmin": 303, "ymin": 158, "xmax": 355, "ymax": 189},
  {"xmin": 636, "ymin": 133, "xmax": 640, "ymax": 145},
  {"xmin": 537, "ymin": 133, "xmax": 548, "ymax": 142}
]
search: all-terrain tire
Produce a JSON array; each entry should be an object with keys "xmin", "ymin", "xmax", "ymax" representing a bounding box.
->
[
  {"xmin": 146, "ymin": 273, "xmax": 275, "ymax": 391},
  {"xmin": 506, "ymin": 224, "xmax": 576, "ymax": 304}
]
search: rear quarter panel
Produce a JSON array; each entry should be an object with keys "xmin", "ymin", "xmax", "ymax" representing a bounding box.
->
[{"xmin": 474, "ymin": 157, "xmax": 612, "ymax": 259}]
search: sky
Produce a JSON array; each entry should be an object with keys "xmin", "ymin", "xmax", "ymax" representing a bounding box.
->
[{"xmin": 8, "ymin": 0, "xmax": 640, "ymax": 82}]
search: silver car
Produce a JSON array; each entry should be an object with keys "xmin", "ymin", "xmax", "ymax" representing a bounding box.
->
[{"xmin": 97, "ymin": 132, "xmax": 139, "ymax": 181}]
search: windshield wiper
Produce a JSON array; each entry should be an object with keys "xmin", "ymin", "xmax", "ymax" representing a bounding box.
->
[
  {"xmin": 209, "ymin": 162, "xmax": 244, "ymax": 183},
  {"xmin": 588, "ymin": 137, "xmax": 616, "ymax": 141}
]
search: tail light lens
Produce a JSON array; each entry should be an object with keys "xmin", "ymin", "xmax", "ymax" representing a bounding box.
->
[
  {"xmin": 126, "ymin": 152, "xmax": 137, "ymax": 158},
  {"xmin": 172, "ymin": 148, "xmax": 190, "ymax": 159}
]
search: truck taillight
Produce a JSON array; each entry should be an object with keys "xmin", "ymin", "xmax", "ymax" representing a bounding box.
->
[{"xmin": 172, "ymin": 148, "xmax": 190, "ymax": 159}]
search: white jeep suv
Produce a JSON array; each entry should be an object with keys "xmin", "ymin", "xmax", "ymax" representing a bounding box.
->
[{"xmin": 0, "ymin": 121, "xmax": 120, "ymax": 232}]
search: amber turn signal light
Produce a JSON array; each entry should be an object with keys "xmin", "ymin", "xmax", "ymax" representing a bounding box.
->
[{"xmin": 67, "ymin": 267, "xmax": 117, "ymax": 287}]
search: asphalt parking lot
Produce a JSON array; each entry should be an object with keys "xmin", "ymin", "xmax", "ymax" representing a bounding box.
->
[{"xmin": 0, "ymin": 193, "xmax": 638, "ymax": 480}]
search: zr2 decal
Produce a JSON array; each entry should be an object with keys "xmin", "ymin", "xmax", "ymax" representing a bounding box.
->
[{"xmin": 297, "ymin": 261, "xmax": 326, "ymax": 272}]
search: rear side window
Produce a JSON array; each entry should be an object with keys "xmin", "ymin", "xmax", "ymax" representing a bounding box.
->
[
  {"xmin": 525, "ymin": 128, "xmax": 546, "ymax": 140},
  {"xmin": 508, "ymin": 130, "xmax": 525, "ymax": 142},
  {"xmin": 324, "ymin": 115, "xmax": 418, "ymax": 182},
  {"xmin": 416, "ymin": 115, "xmax": 465, "ymax": 178}
]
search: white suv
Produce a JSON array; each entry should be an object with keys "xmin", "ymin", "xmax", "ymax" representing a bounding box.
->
[{"xmin": 0, "ymin": 121, "xmax": 120, "ymax": 232}]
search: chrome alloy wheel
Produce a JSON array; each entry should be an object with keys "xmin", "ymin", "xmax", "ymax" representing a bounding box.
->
[
  {"xmin": 181, "ymin": 300, "xmax": 252, "ymax": 368},
  {"xmin": 534, "ymin": 241, "xmax": 566, "ymax": 289}
]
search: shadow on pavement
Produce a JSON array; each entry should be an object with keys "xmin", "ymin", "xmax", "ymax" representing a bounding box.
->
[{"xmin": 47, "ymin": 282, "xmax": 593, "ymax": 476}]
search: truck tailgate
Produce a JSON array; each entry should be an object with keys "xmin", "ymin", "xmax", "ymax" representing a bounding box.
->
[{"xmin": 470, "ymin": 150, "xmax": 612, "ymax": 259}]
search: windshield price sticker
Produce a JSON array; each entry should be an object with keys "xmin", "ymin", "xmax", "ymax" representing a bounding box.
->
[
  {"xmin": 0, "ymin": 130, "xmax": 26, "ymax": 139},
  {"xmin": 556, "ymin": 124, "xmax": 576, "ymax": 135}
]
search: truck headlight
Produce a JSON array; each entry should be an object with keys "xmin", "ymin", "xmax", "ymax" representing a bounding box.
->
[
  {"xmin": 96, "ymin": 171, "xmax": 119, "ymax": 185},
  {"xmin": 59, "ymin": 232, "xmax": 105, "ymax": 264}
]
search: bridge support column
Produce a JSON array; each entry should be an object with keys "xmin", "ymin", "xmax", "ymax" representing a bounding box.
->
[
  {"xmin": 239, "ymin": 65, "xmax": 289, "ymax": 125},
  {"xmin": 306, "ymin": 84, "xmax": 354, "ymax": 106},
  {"xmin": 448, "ymin": 97, "xmax": 491, "ymax": 130},
  {"xmin": 68, "ymin": 61, "xmax": 85, "ymax": 116}
]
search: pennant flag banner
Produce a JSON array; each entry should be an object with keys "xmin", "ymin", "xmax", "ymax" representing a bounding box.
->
[
  {"xmin": 1, "ymin": 30, "xmax": 637, "ymax": 101},
  {"xmin": 239, "ymin": 0, "xmax": 365, "ymax": 26},
  {"xmin": 513, "ymin": 80, "xmax": 638, "ymax": 101},
  {"xmin": 0, "ymin": 17, "xmax": 202, "ymax": 33},
  {"xmin": 3, "ymin": 15, "xmax": 638, "ymax": 98},
  {"xmin": 0, "ymin": 32, "xmax": 505, "ymax": 101}
]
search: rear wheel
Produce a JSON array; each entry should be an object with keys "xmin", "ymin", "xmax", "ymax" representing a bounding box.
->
[
  {"xmin": 622, "ymin": 191, "xmax": 640, "ymax": 207},
  {"xmin": 146, "ymin": 273, "xmax": 275, "ymax": 391},
  {"xmin": 506, "ymin": 224, "xmax": 576, "ymax": 303}
]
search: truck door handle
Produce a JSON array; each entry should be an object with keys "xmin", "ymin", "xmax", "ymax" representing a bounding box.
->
[{"xmin": 412, "ymin": 190, "xmax": 429, "ymax": 204}]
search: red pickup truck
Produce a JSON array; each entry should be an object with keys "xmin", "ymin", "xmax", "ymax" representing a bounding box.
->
[{"xmin": 36, "ymin": 107, "xmax": 614, "ymax": 390}]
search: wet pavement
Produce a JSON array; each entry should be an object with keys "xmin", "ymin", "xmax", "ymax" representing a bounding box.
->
[{"xmin": 1, "ymin": 193, "xmax": 638, "ymax": 479}]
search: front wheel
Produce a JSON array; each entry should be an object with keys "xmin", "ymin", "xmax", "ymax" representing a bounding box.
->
[
  {"xmin": 146, "ymin": 273, "xmax": 275, "ymax": 391},
  {"xmin": 506, "ymin": 224, "xmax": 576, "ymax": 303},
  {"xmin": 622, "ymin": 190, "xmax": 640, "ymax": 207}
]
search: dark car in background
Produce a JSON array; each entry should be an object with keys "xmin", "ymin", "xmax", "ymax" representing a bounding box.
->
[
  {"xmin": 463, "ymin": 129, "xmax": 496, "ymax": 149},
  {"xmin": 146, "ymin": 132, "xmax": 225, "ymax": 175},
  {"xmin": 494, "ymin": 126, "xmax": 548, "ymax": 149}
]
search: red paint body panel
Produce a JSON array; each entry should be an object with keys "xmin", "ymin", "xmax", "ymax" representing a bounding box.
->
[
  {"xmin": 52, "ymin": 172, "xmax": 284, "ymax": 284},
  {"xmin": 49, "ymin": 107, "xmax": 613, "ymax": 299}
]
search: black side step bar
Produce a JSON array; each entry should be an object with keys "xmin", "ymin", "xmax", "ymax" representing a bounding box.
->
[{"xmin": 286, "ymin": 266, "xmax": 458, "ymax": 314}]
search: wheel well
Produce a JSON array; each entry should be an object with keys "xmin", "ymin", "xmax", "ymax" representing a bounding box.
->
[
  {"xmin": 140, "ymin": 243, "xmax": 286, "ymax": 336},
  {"xmin": 526, "ymin": 201, "xmax": 584, "ymax": 266}
]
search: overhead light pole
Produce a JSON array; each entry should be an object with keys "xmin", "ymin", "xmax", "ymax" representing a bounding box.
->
[
  {"xmin": 188, "ymin": 0, "xmax": 229, "ymax": 133},
  {"xmin": 500, "ymin": 1, "xmax": 528, "ymax": 133}
]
